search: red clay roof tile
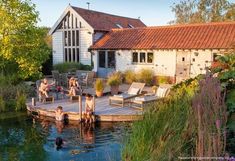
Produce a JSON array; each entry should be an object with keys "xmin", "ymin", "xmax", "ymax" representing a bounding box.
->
[
  {"xmin": 72, "ymin": 6, "xmax": 146, "ymax": 31},
  {"xmin": 90, "ymin": 22, "xmax": 235, "ymax": 50}
]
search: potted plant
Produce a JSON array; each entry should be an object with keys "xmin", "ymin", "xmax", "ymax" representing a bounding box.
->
[
  {"xmin": 107, "ymin": 72, "xmax": 122, "ymax": 95},
  {"xmin": 95, "ymin": 78, "xmax": 104, "ymax": 97}
]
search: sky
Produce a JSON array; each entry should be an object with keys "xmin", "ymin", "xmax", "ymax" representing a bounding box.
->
[{"xmin": 31, "ymin": 0, "xmax": 235, "ymax": 27}]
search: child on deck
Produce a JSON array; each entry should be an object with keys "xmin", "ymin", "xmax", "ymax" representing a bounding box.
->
[
  {"xmin": 68, "ymin": 78, "xmax": 82, "ymax": 96},
  {"xmin": 55, "ymin": 106, "xmax": 64, "ymax": 121},
  {"xmin": 83, "ymin": 94, "xmax": 94, "ymax": 124},
  {"xmin": 39, "ymin": 78, "xmax": 49, "ymax": 98}
]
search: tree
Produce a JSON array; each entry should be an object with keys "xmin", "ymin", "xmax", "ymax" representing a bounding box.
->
[
  {"xmin": 0, "ymin": 0, "xmax": 50, "ymax": 79},
  {"xmin": 171, "ymin": 0, "xmax": 235, "ymax": 24}
]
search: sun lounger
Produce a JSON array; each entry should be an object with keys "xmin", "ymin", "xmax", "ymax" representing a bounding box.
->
[
  {"xmin": 130, "ymin": 86, "xmax": 170, "ymax": 110},
  {"xmin": 109, "ymin": 82, "xmax": 145, "ymax": 107}
]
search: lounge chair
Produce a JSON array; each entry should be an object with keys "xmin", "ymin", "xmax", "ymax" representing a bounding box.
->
[
  {"xmin": 130, "ymin": 86, "xmax": 170, "ymax": 110},
  {"xmin": 109, "ymin": 82, "xmax": 145, "ymax": 107}
]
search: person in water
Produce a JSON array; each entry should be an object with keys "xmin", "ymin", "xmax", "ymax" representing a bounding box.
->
[
  {"xmin": 83, "ymin": 94, "xmax": 94, "ymax": 124},
  {"xmin": 55, "ymin": 137, "xmax": 63, "ymax": 150},
  {"xmin": 55, "ymin": 106, "xmax": 64, "ymax": 121}
]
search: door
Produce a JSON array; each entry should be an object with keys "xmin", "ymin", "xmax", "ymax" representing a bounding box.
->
[
  {"xmin": 97, "ymin": 51, "xmax": 116, "ymax": 77},
  {"xmin": 175, "ymin": 51, "xmax": 191, "ymax": 83}
]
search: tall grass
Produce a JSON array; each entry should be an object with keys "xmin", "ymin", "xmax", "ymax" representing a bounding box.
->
[
  {"xmin": 137, "ymin": 68, "xmax": 154, "ymax": 86},
  {"xmin": 122, "ymin": 79, "xmax": 198, "ymax": 160}
]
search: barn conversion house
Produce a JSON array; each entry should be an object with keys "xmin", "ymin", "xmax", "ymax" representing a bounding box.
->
[
  {"xmin": 49, "ymin": 5, "xmax": 145, "ymax": 65},
  {"xmin": 90, "ymin": 22, "xmax": 235, "ymax": 82}
]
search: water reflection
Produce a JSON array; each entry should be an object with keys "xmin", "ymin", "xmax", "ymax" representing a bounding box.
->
[{"xmin": 0, "ymin": 113, "xmax": 131, "ymax": 161}]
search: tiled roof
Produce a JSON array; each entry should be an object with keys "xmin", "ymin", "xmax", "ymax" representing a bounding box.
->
[
  {"xmin": 90, "ymin": 22, "xmax": 235, "ymax": 50},
  {"xmin": 71, "ymin": 6, "xmax": 146, "ymax": 31}
]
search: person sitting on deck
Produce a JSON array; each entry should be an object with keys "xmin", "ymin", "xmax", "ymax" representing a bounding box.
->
[
  {"xmin": 55, "ymin": 106, "xmax": 64, "ymax": 121},
  {"xmin": 83, "ymin": 94, "xmax": 94, "ymax": 124},
  {"xmin": 68, "ymin": 79, "xmax": 82, "ymax": 96},
  {"xmin": 39, "ymin": 78, "xmax": 50, "ymax": 100}
]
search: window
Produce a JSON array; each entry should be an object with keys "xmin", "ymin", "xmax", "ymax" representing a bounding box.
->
[
  {"xmin": 76, "ymin": 48, "xmax": 79, "ymax": 62},
  {"xmin": 116, "ymin": 23, "xmax": 123, "ymax": 28},
  {"xmin": 64, "ymin": 31, "xmax": 68, "ymax": 46},
  {"xmin": 99, "ymin": 51, "xmax": 106, "ymax": 68},
  {"xmin": 132, "ymin": 52, "xmax": 138, "ymax": 63},
  {"xmin": 75, "ymin": 18, "xmax": 78, "ymax": 28},
  {"xmin": 76, "ymin": 31, "xmax": 79, "ymax": 46},
  {"xmin": 140, "ymin": 52, "xmax": 146, "ymax": 63},
  {"xmin": 65, "ymin": 49, "xmax": 68, "ymax": 61},
  {"xmin": 68, "ymin": 48, "xmax": 71, "ymax": 62},
  {"xmin": 147, "ymin": 53, "xmax": 153, "ymax": 63},
  {"xmin": 132, "ymin": 52, "xmax": 153, "ymax": 64},
  {"xmin": 128, "ymin": 24, "xmax": 134, "ymax": 28},
  {"xmin": 108, "ymin": 51, "xmax": 115, "ymax": 68},
  {"xmin": 73, "ymin": 48, "xmax": 76, "ymax": 62},
  {"xmin": 182, "ymin": 57, "xmax": 185, "ymax": 61},
  {"xmin": 72, "ymin": 31, "xmax": 75, "ymax": 46},
  {"xmin": 192, "ymin": 58, "xmax": 195, "ymax": 62},
  {"xmin": 68, "ymin": 31, "xmax": 71, "ymax": 46}
]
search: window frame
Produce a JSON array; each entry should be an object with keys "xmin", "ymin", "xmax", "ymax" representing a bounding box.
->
[{"xmin": 132, "ymin": 51, "xmax": 154, "ymax": 65}]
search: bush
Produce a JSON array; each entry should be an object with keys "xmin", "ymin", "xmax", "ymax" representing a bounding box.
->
[
  {"xmin": 137, "ymin": 69, "xmax": 154, "ymax": 86},
  {"xmin": 107, "ymin": 72, "xmax": 122, "ymax": 86},
  {"xmin": 53, "ymin": 62, "xmax": 92, "ymax": 73},
  {"xmin": 123, "ymin": 70, "xmax": 136, "ymax": 84},
  {"xmin": 94, "ymin": 78, "xmax": 104, "ymax": 92},
  {"xmin": 0, "ymin": 96, "xmax": 6, "ymax": 112}
]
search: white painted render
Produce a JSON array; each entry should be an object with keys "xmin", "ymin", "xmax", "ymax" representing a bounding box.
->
[
  {"xmin": 52, "ymin": 31, "xmax": 64, "ymax": 64},
  {"xmin": 112, "ymin": 50, "xmax": 176, "ymax": 77},
  {"xmin": 92, "ymin": 49, "xmax": 219, "ymax": 79}
]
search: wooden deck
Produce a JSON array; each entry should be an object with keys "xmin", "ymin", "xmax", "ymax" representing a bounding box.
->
[
  {"xmin": 27, "ymin": 96, "xmax": 143, "ymax": 122},
  {"xmin": 27, "ymin": 84, "xmax": 152, "ymax": 122}
]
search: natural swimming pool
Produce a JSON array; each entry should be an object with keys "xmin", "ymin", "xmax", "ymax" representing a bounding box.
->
[{"xmin": 0, "ymin": 112, "xmax": 131, "ymax": 161}]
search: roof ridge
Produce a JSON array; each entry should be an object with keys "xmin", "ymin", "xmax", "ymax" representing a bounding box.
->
[
  {"xmin": 111, "ymin": 21, "xmax": 235, "ymax": 31},
  {"xmin": 71, "ymin": 6, "xmax": 140, "ymax": 21}
]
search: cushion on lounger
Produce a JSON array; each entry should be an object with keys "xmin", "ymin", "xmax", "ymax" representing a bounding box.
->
[
  {"xmin": 128, "ymin": 87, "xmax": 140, "ymax": 95},
  {"xmin": 134, "ymin": 97, "xmax": 146, "ymax": 101},
  {"xmin": 114, "ymin": 94, "xmax": 123, "ymax": 98},
  {"xmin": 155, "ymin": 87, "xmax": 168, "ymax": 98}
]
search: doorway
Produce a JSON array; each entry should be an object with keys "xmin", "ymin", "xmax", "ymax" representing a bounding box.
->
[{"xmin": 97, "ymin": 51, "xmax": 116, "ymax": 77}]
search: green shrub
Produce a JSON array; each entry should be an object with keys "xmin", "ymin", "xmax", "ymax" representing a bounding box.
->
[
  {"xmin": 53, "ymin": 62, "xmax": 92, "ymax": 73},
  {"xmin": 95, "ymin": 78, "xmax": 104, "ymax": 92},
  {"xmin": 137, "ymin": 68, "xmax": 154, "ymax": 86},
  {"xmin": 0, "ymin": 96, "xmax": 6, "ymax": 112},
  {"xmin": 123, "ymin": 70, "xmax": 136, "ymax": 84},
  {"xmin": 15, "ymin": 92, "xmax": 27, "ymax": 111},
  {"xmin": 107, "ymin": 72, "xmax": 122, "ymax": 86}
]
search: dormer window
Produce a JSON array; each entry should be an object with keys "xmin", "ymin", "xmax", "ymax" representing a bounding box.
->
[
  {"xmin": 128, "ymin": 24, "xmax": 134, "ymax": 28},
  {"xmin": 116, "ymin": 23, "xmax": 123, "ymax": 28}
]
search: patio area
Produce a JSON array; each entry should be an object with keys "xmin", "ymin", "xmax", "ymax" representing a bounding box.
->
[{"xmin": 27, "ymin": 84, "xmax": 152, "ymax": 122}]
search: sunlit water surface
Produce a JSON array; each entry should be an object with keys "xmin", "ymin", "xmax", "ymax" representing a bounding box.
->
[{"xmin": 0, "ymin": 113, "xmax": 131, "ymax": 161}]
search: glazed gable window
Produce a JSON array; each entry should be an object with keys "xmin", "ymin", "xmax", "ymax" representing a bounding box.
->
[{"xmin": 132, "ymin": 52, "xmax": 153, "ymax": 64}]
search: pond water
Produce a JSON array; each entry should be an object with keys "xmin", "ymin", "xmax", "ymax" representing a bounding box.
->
[{"xmin": 0, "ymin": 113, "xmax": 131, "ymax": 161}]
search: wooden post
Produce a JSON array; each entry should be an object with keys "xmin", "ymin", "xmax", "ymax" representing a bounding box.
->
[
  {"xmin": 92, "ymin": 96, "xmax": 95, "ymax": 122},
  {"xmin": 79, "ymin": 95, "xmax": 82, "ymax": 121}
]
